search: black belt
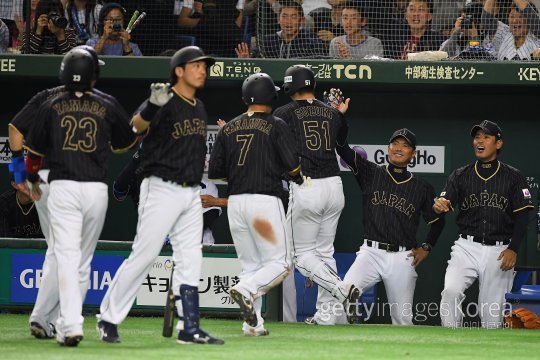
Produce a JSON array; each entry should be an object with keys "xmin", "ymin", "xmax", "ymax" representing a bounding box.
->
[
  {"xmin": 161, "ymin": 178, "xmax": 198, "ymax": 187},
  {"xmin": 459, "ymin": 234, "xmax": 510, "ymax": 246},
  {"xmin": 365, "ymin": 240, "xmax": 412, "ymax": 252}
]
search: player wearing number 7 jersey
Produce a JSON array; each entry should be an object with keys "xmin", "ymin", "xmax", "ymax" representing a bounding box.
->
[
  {"xmin": 20, "ymin": 48, "xmax": 136, "ymax": 346},
  {"xmin": 273, "ymin": 65, "xmax": 359, "ymax": 325},
  {"xmin": 209, "ymin": 73, "xmax": 303, "ymax": 336}
]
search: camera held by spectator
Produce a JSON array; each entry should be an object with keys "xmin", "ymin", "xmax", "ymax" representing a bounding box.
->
[
  {"xmin": 112, "ymin": 23, "xmax": 123, "ymax": 32},
  {"xmin": 48, "ymin": 11, "xmax": 68, "ymax": 29},
  {"xmin": 461, "ymin": 15, "xmax": 474, "ymax": 30}
]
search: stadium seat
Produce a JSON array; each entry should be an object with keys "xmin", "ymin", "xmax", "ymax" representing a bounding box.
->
[{"xmin": 506, "ymin": 270, "xmax": 540, "ymax": 315}]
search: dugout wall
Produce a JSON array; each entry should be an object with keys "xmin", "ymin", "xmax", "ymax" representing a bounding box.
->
[{"xmin": 1, "ymin": 55, "xmax": 539, "ymax": 324}]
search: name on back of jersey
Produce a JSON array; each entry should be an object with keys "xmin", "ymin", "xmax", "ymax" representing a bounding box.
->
[
  {"xmin": 294, "ymin": 106, "xmax": 333, "ymax": 120},
  {"xmin": 52, "ymin": 99, "xmax": 107, "ymax": 118},
  {"xmin": 224, "ymin": 118, "xmax": 272, "ymax": 136}
]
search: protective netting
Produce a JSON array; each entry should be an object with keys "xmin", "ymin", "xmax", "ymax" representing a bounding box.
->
[{"xmin": 1, "ymin": 0, "xmax": 539, "ymax": 60}]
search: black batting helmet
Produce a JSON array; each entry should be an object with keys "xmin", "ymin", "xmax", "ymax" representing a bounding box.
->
[
  {"xmin": 169, "ymin": 46, "xmax": 215, "ymax": 83},
  {"xmin": 74, "ymin": 45, "xmax": 105, "ymax": 80},
  {"xmin": 282, "ymin": 65, "xmax": 316, "ymax": 96},
  {"xmin": 242, "ymin": 73, "xmax": 280, "ymax": 106},
  {"xmin": 59, "ymin": 48, "xmax": 96, "ymax": 92}
]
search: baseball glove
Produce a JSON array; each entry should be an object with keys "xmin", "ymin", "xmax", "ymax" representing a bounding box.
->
[
  {"xmin": 504, "ymin": 308, "xmax": 540, "ymax": 329},
  {"xmin": 323, "ymin": 88, "xmax": 344, "ymax": 110}
]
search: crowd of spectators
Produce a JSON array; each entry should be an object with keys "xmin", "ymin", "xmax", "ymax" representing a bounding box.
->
[{"xmin": 1, "ymin": 0, "xmax": 539, "ymax": 60}]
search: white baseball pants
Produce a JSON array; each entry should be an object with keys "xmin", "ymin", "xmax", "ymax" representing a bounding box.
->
[
  {"xmin": 48, "ymin": 180, "xmax": 108, "ymax": 337},
  {"xmin": 228, "ymin": 193, "xmax": 291, "ymax": 328},
  {"xmin": 343, "ymin": 241, "xmax": 417, "ymax": 325},
  {"xmin": 288, "ymin": 176, "xmax": 347, "ymax": 325},
  {"xmin": 99, "ymin": 176, "xmax": 203, "ymax": 325},
  {"xmin": 440, "ymin": 236, "xmax": 514, "ymax": 328}
]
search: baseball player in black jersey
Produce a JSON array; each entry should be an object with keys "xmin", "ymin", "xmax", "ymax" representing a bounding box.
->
[
  {"xmin": 434, "ymin": 120, "xmax": 533, "ymax": 328},
  {"xmin": 7, "ymin": 45, "xmax": 113, "ymax": 340},
  {"xmin": 0, "ymin": 175, "xmax": 43, "ymax": 238},
  {"xmin": 273, "ymin": 65, "xmax": 359, "ymax": 325},
  {"xmin": 19, "ymin": 48, "xmax": 136, "ymax": 347},
  {"xmin": 98, "ymin": 46, "xmax": 224, "ymax": 345},
  {"xmin": 336, "ymin": 120, "xmax": 445, "ymax": 325},
  {"xmin": 208, "ymin": 72, "xmax": 303, "ymax": 336}
]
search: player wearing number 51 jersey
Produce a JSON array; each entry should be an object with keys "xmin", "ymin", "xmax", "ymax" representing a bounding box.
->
[
  {"xmin": 273, "ymin": 65, "xmax": 359, "ymax": 326},
  {"xmin": 209, "ymin": 73, "xmax": 303, "ymax": 336},
  {"xmin": 21, "ymin": 48, "xmax": 136, "ymax": 346}
]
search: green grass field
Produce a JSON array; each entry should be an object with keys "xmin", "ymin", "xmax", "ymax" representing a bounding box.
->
[{"xmin": 0, "ymin": 314, "xmax": 538, "ymax": 359}]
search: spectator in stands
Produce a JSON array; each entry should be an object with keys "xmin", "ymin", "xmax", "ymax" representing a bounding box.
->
[
  {"xmin": 382, "ymin": 0, "xmax": 445, "ymax": 59},
  {"xmin": 0, "ymin": 175, "xmax": 43, "ymax": 238},
  {"xmin": 0, "ymin": 0, "xmax": 23, "ymax": 48},
  {"xmin": 308, "ymin": 0, "xmax": 346, "ymax": 48},
  {"xmin": 261, "ymin": 0, "xmax": 327, "ymax": 58},
  {"xmin": 431, "ymin": 0, "xmax": 462, "ymax": 36},
  {"xmin": 329, "ymin": 1, "xmax": 384, "ymax": 58},
  {"xmin": 178, "ymin": 0, "xmax": 244, "ymax": 58},
  {"xmin": 21, "ymin": 0, "xmax": 77, "ymax": 54},
  {"xmin": 87, "ymin": 2, "xmax": 142, "ymax": 56},
  {"xmin": 63, "ymin": 0, "xmax": 102, "ymax": 45},
  {"xmin": 482, "ymin": 0, "xmax": 540, "ymax": 60},
  {"xmin": 440, "ymin": 1, "xmax": 495, "ymax": 59},
  {"xmin": 13, "ymin": 0, "xmax": 40, "ymax": 51},
  {"xmin": 0, "ymin": 19, "xmax": 8, "ymax": 52}
]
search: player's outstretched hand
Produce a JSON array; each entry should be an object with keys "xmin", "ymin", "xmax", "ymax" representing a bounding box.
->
[
  {"xmin": 498, "ymin": 248, "xmax": 517, "ymax": 271},
  {"xmin": 408, "ymin": 247, "xmax": 429, "ymax": 267},
  {"xmin": 433, "ymin": 197, "xmax": 452, "ymax": 214},
  {"xmin": 149, "ymin": 83, "xmax": 173, "ymax": 107},
  {"xmin": 323, "ymin": 88, "xmax": 350, "ymax": 114},
  {"xmin": 217, "ymin": 119, "xmax": 227, "ymax": 129}
]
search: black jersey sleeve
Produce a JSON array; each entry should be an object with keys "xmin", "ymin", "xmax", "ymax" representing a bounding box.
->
[
  {"xmin": 510, "ymin": 171, "xmax": 534, "ymax": 213},
  {"xmin": 24, "ymin": 101, "xmax": 52, "ymax": 157},
  {"xmin": 440, "ymin": 168, "xmax": 460, "ymax": 207},
  {"xmin": 335, "ymin": 140, "xmax": 376, "ymax": 189},
  {"xmin": 208, "ymin": 129, "xmax": 228, "ymax": 181},
  {"xmin": 109, "ymin": 101, "xmax": 137, "ymax": 153},
  {"xmin": 273, "ymin": 119, "xmax": 301, "ymax": 174},
  {"xmin": 10, "ymin": 88, "xmax": 57, "ymax": 137},
  {"xmin": 420, "ymin": 181, "xmax": 440, "ymax": 224}
]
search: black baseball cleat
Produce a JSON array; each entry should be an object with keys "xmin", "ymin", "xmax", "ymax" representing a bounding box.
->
[
  {"xmin": 97, "ymin": 320, "xmax": 121, "ymax": 343},
  {"xmin": 57, "ymin": 335, "xmax": 84, "ymax": 347},
  {"xmin": 346, "ymin": 285, "xmax": 361, "ymax": 324},
  {"xmin": 177, "ymin": 329, "xmax": 225, "ymax": 345},
  {"xmin": 30, "ymin": 322, "xmax": 55, "ymax": 339},
  {"xmin": 230, "ymin": 288, "xmax": 258, "ymax": 327}
]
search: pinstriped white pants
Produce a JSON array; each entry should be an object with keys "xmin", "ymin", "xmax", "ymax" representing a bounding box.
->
[{"xmin": 228, "ymin": 193, "xmax": 291, "ymax": 305}]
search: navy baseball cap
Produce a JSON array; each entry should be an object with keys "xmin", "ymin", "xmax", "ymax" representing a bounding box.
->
[
  {"xmin": 389, "ymin": 128, "xmax": 417, "ymax": 148},
  {"xmin": 470, "ymin": 120, "xmax": 502, "ymax": 139}
]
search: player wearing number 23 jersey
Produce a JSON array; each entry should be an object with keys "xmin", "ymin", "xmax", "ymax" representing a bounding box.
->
[{"xmin": 23, "ymin": 48, "xmax": 136, "ymax": 346}]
